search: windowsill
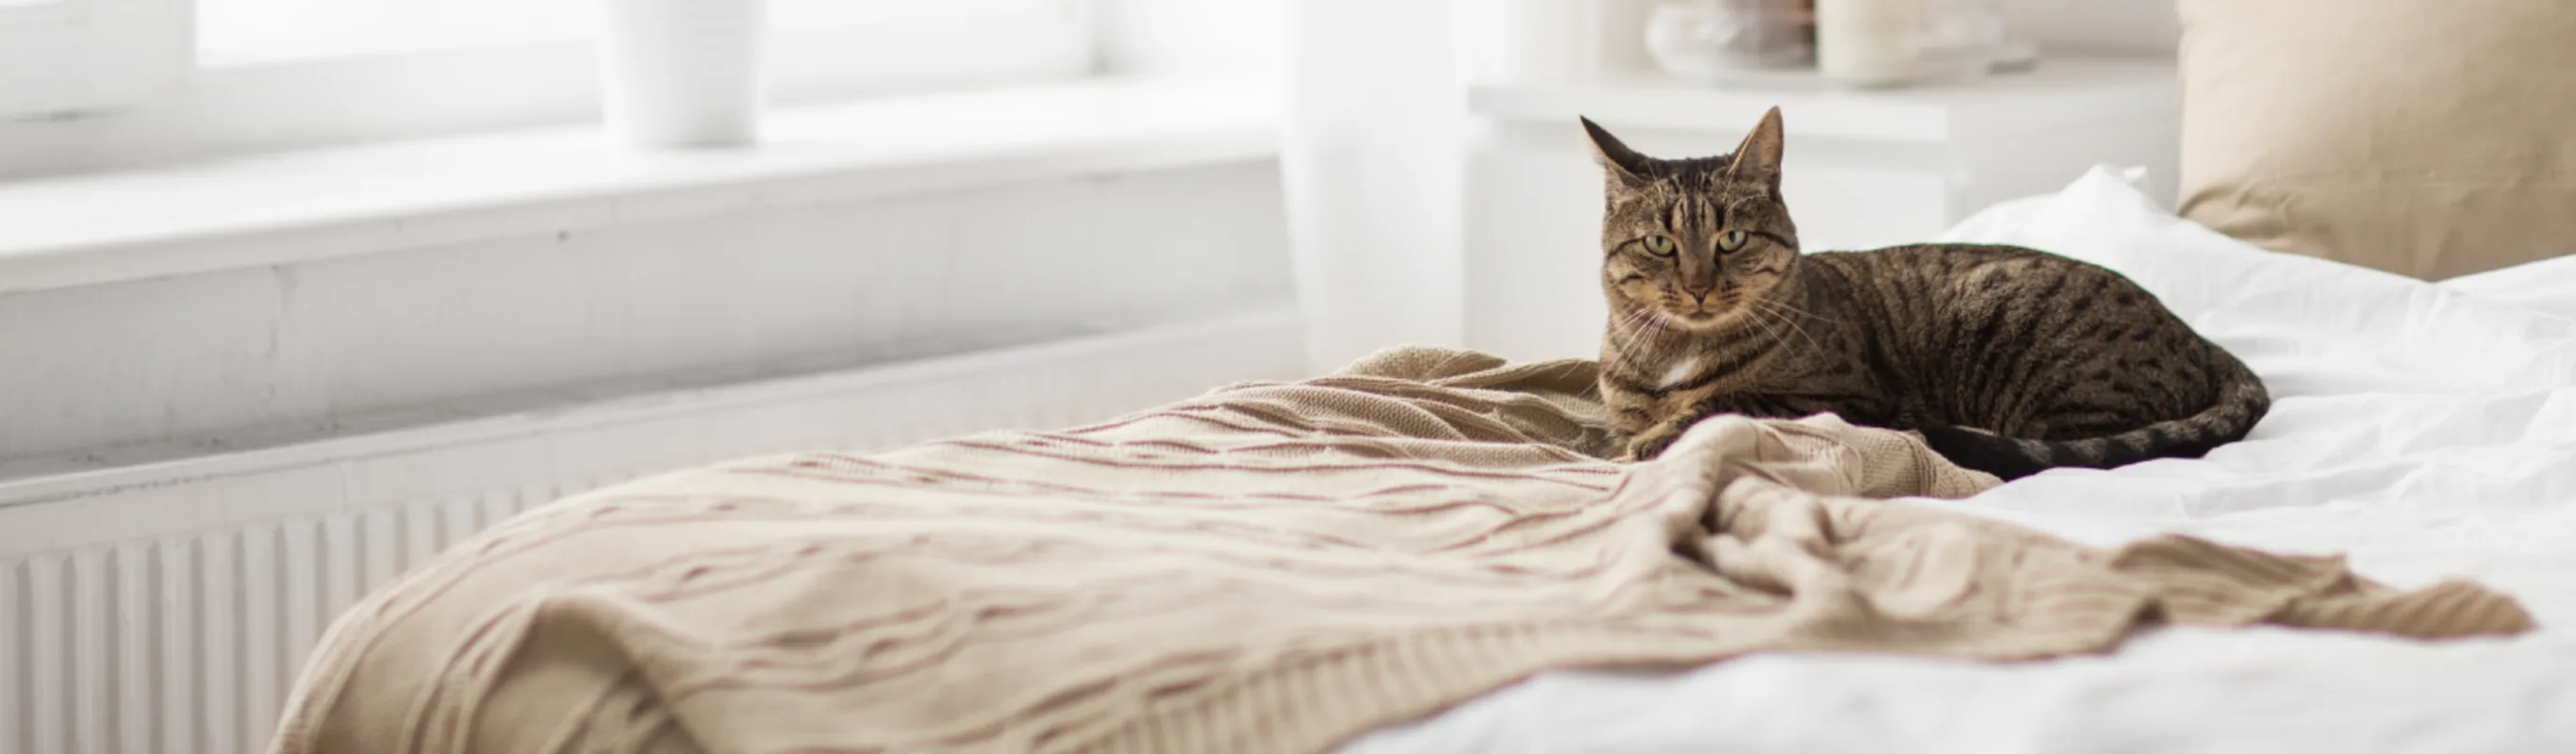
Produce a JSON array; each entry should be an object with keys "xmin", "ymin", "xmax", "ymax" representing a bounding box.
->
[{"xmin": 0, "ymin": 74, "xmax": 1280, "ymax": 295}]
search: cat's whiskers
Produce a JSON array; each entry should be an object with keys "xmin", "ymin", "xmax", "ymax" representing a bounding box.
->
[
  {"xmin": 1754, "ymin": 294, "xmax": 1848, "ymax": 326},
  {"xmin": 1616, "ymin": 308, "xmax": 1665, "ymax": 353},
  {"xmin": 1610, "ymin": 304, "xmax": 1676, "ymax": 369},
  {"xmin": 1737, "ymin": 298, "xmax": 1789, "ymax": 351},
  {"xmin": 1614, "ymin": 306, "xmax": 1656, "ymax": 336},
  {"xmin": 1749, "ymin": 297, "xmax": 1827, "ymax": 352}
]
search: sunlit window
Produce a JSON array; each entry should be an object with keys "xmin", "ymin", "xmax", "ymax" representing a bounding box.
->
[
  {"xmin": 197, "ymin": 0, "xmax": 592, "ymax": 65},
  {"xmin": 193, "ymin": 0, "xmax": 949, "ymax": 67},
  {"xmin": 2, "ymin": 0, "xmax": 1086, "ymax": 171}
]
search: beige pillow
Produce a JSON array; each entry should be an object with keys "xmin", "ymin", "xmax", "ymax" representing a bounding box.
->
[{"xmin": 2176, "ymin": 0, "xmax": 2576, "ymax": 280}]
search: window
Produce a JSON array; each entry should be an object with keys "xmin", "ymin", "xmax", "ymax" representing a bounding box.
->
[
  {"xmin": 0, "ymin": 0, "xmax": 1094, "ymax": 174},
  {"xmin": 197, "ymin": 0, "xmax": 597, "ymax": 66}
]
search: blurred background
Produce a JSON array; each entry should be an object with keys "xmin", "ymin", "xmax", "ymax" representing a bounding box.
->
[{"xmin": 0, "ymin": 3, "xmax": 2187, "ymax": 751}]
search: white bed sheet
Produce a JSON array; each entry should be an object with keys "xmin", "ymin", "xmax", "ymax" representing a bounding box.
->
[{"xmin": 1344, "ymin": 166, "xmax": 2576, "ymax": 754}]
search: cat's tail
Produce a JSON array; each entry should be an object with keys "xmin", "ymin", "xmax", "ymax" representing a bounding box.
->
[{"xmin": 1918, "ymin": 345, "xmax": 2271, "ymax": 481}]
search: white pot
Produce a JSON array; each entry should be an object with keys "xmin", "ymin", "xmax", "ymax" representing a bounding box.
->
[
  {"xmin": 595, "ymin": 0, "xmax": 768, "ymax": 148},
  {"xmin": 1815, "ymin": 0, "xmax": 1925, "ymax": 87},
  {"xmin": 1485, "ymin": 0, "xmax": 1600, "ymax": 86}
]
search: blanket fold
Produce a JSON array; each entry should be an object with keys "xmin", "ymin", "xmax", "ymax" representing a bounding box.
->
[{"xmin": 267, "ymin": 347, "xmax": 2535, "ymax": 754}]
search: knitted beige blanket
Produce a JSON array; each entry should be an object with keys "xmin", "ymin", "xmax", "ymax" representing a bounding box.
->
[{"xmin": 267, "ymin": 348, "xmax": 2534, "ymax": 754}]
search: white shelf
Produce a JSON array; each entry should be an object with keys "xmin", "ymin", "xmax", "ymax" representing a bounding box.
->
[
  {"xmin": 1470, "ymin": 57, "xmax": 2176, "ymax": 142},
  {"xmin": 0, "ymin": 75, "xmax": 1279, "ymax": 295}
]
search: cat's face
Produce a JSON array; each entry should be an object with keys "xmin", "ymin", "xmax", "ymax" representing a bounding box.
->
[{"xmin": 1586, "ymin": 108, "xmax": 1800, "ymax": 334}]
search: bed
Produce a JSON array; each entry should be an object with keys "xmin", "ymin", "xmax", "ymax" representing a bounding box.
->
[
  {"xmin": 267, "ymin": 166, "xmax": 2573, "ymax": 753},
  {"xmin": 1346, "ymin": 166, "xmax": 2576, "ymax": 753}
]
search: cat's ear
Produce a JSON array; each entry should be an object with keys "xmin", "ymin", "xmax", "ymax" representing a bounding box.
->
[
  {"xmin": 1580, "ymin": 116, "xmax": 1654, "ymax": 188},
  {"xmin": 1726, "ymin": 107, "xmax": 1785, "ymax": 186}
]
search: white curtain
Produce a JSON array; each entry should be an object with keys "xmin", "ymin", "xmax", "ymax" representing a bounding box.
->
[{"xmin": 1279, "ymin": 0, "xmax": 1468, "ymax": 374}]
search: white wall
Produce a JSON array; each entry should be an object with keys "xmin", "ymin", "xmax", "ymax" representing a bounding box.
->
[{"xmin": 0, "ymin": 161, "xmax": 1294, "ymax": 467}]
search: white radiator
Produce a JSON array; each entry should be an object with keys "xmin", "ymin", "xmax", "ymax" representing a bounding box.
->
[{"xmin": 0, "ymin": 309, "xmax": 1305, "ymax": 754}]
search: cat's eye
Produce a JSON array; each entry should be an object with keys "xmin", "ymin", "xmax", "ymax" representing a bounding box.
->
[
  {"xmin": 1716, "ymin": 230, "xmax": 1748, "ymax": 253},
  {"xmin": 1641, "ymin": 235, "xmax": 1677, "ymax": 255}
]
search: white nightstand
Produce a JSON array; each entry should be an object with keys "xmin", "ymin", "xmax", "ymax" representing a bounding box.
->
[{"xmin": 1461, "ymin": 57, "xmax": 2180, "ymax": 362}]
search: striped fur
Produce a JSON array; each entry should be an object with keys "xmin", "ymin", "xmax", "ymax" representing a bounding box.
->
[{"xmin": 1587, "ymin": 108, "xmax": 2270, "ymax": 480}]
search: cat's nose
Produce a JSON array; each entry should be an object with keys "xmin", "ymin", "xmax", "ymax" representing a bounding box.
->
[{"xmin": 1684, "ymin": 283, "xmax": 1717, "ymax": 299}]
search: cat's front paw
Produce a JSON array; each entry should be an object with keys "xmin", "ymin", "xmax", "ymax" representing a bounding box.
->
[{"xmin": 1618, "ymin": 424, "xmax": 1682, "ymax": 462}]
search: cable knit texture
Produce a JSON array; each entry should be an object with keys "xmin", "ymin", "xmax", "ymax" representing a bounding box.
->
[{"xmin": 266, "ymin": 347, "xmax": 2535, "ymax": 754}]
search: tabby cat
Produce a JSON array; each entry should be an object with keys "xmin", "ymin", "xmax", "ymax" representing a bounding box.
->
[{"xmin": 1585, "ymin": 107, "xmax": 2268, "ymax": 480}]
